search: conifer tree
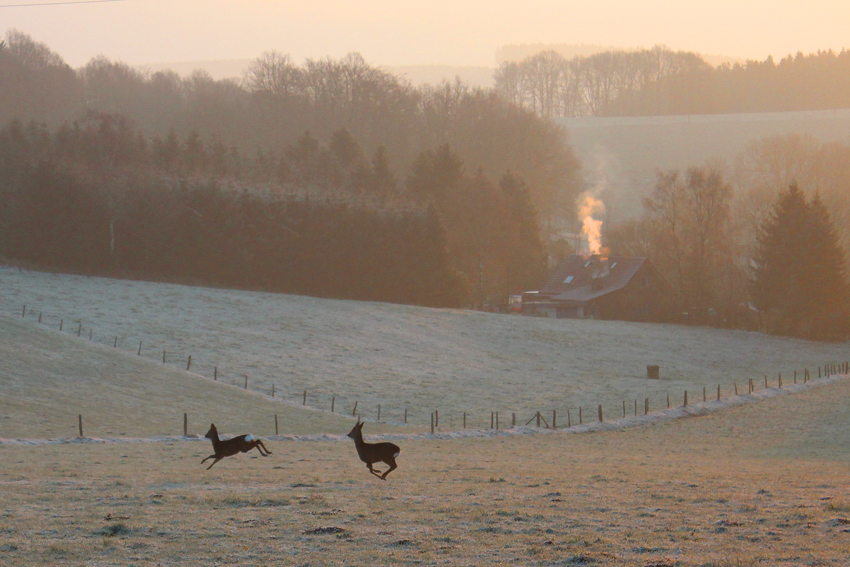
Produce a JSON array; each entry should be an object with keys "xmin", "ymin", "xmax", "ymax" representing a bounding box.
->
[{"xmin": 752, "ymin": 183, "xmax": 850, "ymax": 338}]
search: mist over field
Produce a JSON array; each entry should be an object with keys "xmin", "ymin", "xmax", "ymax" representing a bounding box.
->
[{"xmin": 563, "ymin": 109, "xmax": 850, "ymax": 220}]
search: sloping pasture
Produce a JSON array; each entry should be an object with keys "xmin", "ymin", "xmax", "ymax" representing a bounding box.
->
[{"xmin": 2, "ymin": 268, "xmax": 847, "ymax": 433}]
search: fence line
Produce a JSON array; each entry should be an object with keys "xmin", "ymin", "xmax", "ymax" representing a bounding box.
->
[{"xmin": 10, "ymin": 303, "xmax": 850, "ymax": 437}]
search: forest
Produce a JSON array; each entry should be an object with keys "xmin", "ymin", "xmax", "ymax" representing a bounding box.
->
[
  {"xmin": 604, "ymin": 134, "xmax": 850, "ymax": 339},
  {"xmin": 2, "ymin": 29, "xmax": 849, "ymax": 336},
  {"xmin": 0, "ymin": 30, "xmax": 574, "ymax": 308},
  {"xmin": 495, "ymin": 45, "xmax": 850, "ymax": 117}
]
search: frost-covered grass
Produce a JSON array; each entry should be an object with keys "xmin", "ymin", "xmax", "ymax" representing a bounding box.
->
[
  {"xmin": 2, "ymin": 373, "xmax": 850, "ymax": 566},
  {"xmin": 3, "ymin": 267, "xmax": 848, "ymax": 431}
]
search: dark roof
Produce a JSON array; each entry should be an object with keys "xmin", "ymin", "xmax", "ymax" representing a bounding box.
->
[{"xmin": 539, "ymin": 255, "xmax": 647, "ymax": 303}]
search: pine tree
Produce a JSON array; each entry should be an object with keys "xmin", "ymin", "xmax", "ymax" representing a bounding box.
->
[{"xmin": 752, "ymin": 183, "xmax": 850, "ymax": 338}]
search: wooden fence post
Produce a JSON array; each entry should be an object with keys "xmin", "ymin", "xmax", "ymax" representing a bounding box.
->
[
  {"xmin": 598, "ymin": 405, "xmax": 603, "ymax": 422},
  {"xmin": 89, "ymin": 328, "xmax": 92, "ymax": 341},
  {"xmin": 38, "ymin": 312, "xmax": 42, "ymax": 323},
  {"xmin": 567, "ymin": 408, "xmax": 571, "ymax": 428},
  {"xmin": 703, "ymin": 387, "xmax": 706, "ymax": 402},
  {"xmin": 137, "ymin": 340, "xmax": 142, "ymax": 355},
  {"xmin": 717, "ymin": 385, "xmax": 721, "ymax": 401},
  {"xmin": 183, "ymin": 413, "xmax": 188, "ymax": 436},
  {"xmin": 22, "ymin": 305, "xmax": 25, "ymax": 318},
  {"xmin": 302, "ymin": 390, "xmax": 306, "ymax": 405},
  {"xmin": 405, "ymin": 407, "xmax": 408, "ymax": 424},
  {"xmin": 462, "ymin": 411, "xmax": 465, "ymax": 428},
  {"xmin": 77, "ymin": 322, "xmax": 82, "ymax": 336},
  {"xmin": 645, "ymin": 398, "xmax": 648, "ymax": 415},
  {"xmin": 435, "ymin": 410, "xmax": 439, "ymax": 428},
  {"xmin": 552, "ymin": 409, "xmax": 557, "ymax": 429},
  {"xmin": 163, "ymin": 350, "xmax": 166, "ymax": 363},
  {"xmin": 272, "ymin": 384, "xmax": 275, "ymax": 398},
  {"xmin": 512, "ymin": 412, "xmax": 516, "ymax": 427},
  {"xmin": 352, "ymin": 401, "xmax": 358, "ymax": 416},
  {"xmin": 495, "ymin": 411, "xmax": 499, "ymax": 430},
  {"xmin": 78, "ymin": 414, "xmax": 83, "ymax": 438},
  {"xmin": 187, "ymin": 356, "xmax": 192, "ymax": 371},
  {"xmin": 684, "ymin": 391, "xmax": 688, "ymax": 407},
  {"xmin": 113, "ymin": 336, "xmax": 117, "ymax": 348},
  {"xmin": 377, "ymin": 405, "xmax": 381, "ymax": 422},
  {"xmin": 244, "ymin": 376, "xmax": 248, "ymax": 389},
  {"xmin": 60, "ymin": 319, "xmax": 63, "ymax": 331},
  {"xmin": 579, "ymin": 406, "xmax": 583, "ymax": 424},
  {"xmin": 331, "ymin": 396, "xmax": 335, "ymax": 412},
  {"xmin": 275, "ymin": 414, "xmax": 279, "ymax": 435},
  {"xmin": 431, "ymin": 412, "xmax": 435, "ymax": 434}
]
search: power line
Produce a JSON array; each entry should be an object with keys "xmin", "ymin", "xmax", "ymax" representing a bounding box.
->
[{"xmin": 0, "ymin": 0, "xmax": 128, "ymax": 7}]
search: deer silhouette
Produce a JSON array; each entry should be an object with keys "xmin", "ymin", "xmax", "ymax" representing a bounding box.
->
[
  {"xmin": 201, "ymin": 423, "xmax": 272, "ymax": 470},
  {"xmin": 347, "ymin": 421, "xmax": 400, "ymax": 480}
]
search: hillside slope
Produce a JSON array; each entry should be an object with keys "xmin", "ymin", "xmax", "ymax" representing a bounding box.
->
[
  {"xmin": 3, "ymin": 268, "xmax": 848, "ymax": 433},
  {"xmin": 0, "ymin": 314, "xmax": 401, "ymax": 439}
]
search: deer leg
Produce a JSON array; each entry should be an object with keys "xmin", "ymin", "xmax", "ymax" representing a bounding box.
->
[
  {"xmin": 380, "ymin": 458, "xmax": 398, "ymax": 480},
  {"xmin": 367, "ymin": 464, "xmax": 383, "ymax": 479},
  {"xmin": 201, "ymin": 454, "xmax": 216, "ymax": 465},
  {"xmin": 206, "ymin": 457, "xmax": 222, "ymax": 470},
  {"xmin": 255, "ymin": 440, "xmax": 272, "ymax": 456}
]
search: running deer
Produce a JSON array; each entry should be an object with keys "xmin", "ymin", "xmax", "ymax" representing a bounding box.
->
[
  {"xmin": 347, "ymin": 421, "xmax": 400, "ymax": 480},
  {"xmin": 200, "ymin": 423, "xmax": 272, "ymax": 470}
]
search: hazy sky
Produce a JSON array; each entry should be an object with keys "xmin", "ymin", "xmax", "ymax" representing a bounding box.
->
[{"xmin": 3, "ymin": 0, "xmax": 849, "ymax": 68}]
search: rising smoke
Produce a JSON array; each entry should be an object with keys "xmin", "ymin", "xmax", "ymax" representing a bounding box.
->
[{"xmin": 577, "ymin": 192, "xmax": 605, "ymax": 255}]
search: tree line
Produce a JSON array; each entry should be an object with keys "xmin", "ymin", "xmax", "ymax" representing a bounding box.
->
[
  {"xmin": 0, "ymin": 29, "xmax": 582, "ymax": 224},
  {"xmin": 0, "ymin": 29, "xmax": 577, "ymax": 307},
  {"xmin": 0, "ymin": 112, "xmax": 548, "ymax": 308},
  {"xmin": 496, "ymin": 46, "xmax": 850, "ymax": 117},
  {"xmin": 605, "ymin": 133, "xmax": 850, "ymax": 339}
]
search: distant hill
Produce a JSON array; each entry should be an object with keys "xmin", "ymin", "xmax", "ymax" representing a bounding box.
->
[
  {"xmin": 140, "ymin": 59, "xmax": 495, "ymax": 88},
  {"xmin": 388, "ymin": 64, "xmax": 494, "ymax": 89},
  {"xmin": 496, "ymin": 43, "xmax": 744, "ymax": 68},
  {"xmin": 142, "ymin": 58, "xmax": 252, "ymax": 81}
]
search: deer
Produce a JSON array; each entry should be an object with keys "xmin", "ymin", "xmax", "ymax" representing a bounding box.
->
[
  {"xmin": 347, "ymin": 421, "xmax": 400, "ymax": 480},
  {"xmin": 200, "ymin": 423, "xmax": 272, "ymax": 470}
]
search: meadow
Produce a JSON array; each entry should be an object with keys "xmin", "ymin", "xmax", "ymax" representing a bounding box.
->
[
  {"xmin": 2, "ymin": 268, "xmax": 850, "ymax": 565},
  {"xmin": 2, "ymin": 267, "xmax": 847, "ymax": 433}
]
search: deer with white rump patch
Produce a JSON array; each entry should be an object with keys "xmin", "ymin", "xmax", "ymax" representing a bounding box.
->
[
  {"xmin": 347, "ymin": 421, "xmax": 400, "ymax": 480},
  {"xmin": 201, "ymin": 423, "xmax": 272, "ymax": 470}
]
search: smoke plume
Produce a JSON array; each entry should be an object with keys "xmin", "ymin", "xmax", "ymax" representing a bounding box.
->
[{"xmin": 577, "ymin": 192, "xmax": 605, "ymax": 255}]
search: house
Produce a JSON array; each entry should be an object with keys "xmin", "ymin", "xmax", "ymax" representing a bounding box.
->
[{"xmin": 523, "ymin": 254, "xmax": 667, "ymax": 321}]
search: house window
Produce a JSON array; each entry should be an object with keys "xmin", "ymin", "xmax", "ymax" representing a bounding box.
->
[{"xmin": 563, "ymin": 275, "xmax": 574, "ymax": 284}]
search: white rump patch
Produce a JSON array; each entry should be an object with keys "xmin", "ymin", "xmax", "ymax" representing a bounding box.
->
[
  {"xmin": 245, "ymin": 434, "xmax": 254, "ymax": 442},
  {"xmin": 393, "ymin": 452, "xmax": 400, "ymax": 458}
]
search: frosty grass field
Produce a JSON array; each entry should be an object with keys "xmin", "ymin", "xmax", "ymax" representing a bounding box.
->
[
  {"xmin": 3, "ymin": 267, "xmax": 850, "ymax": 566},
  {"xmin": 2, "ymin": 267, "xmax": 848, "ymax": 432}
]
